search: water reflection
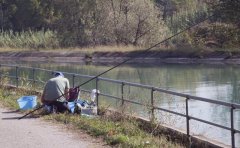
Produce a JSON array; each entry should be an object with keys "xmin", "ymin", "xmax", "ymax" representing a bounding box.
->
[{"xmin": 1, "ymin": 61, "xmax": 240, "ymax": 146}]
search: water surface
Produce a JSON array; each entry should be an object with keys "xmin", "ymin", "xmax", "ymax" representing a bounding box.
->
[{"xmin": 1, "ymin": 61, "xmax": 240, "ymax": 146}]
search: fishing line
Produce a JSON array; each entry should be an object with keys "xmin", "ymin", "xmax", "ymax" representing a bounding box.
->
[{"xmin": 19, "ymin": 3, "xmax": 221, "ymax": 119}]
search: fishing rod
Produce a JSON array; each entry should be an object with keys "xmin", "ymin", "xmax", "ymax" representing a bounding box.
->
[{"xmin": 19, "ymin": 4, "xmax": 219, "ymax": 120}]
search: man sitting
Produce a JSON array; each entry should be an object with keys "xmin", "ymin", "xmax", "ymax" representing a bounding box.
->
[{"xmin": 41, "ymin": 72, "xmax": 70, "ymax": 113}]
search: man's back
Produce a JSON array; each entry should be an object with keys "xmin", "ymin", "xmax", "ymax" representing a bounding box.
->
[{"xmin": 43, "ymin": 76, "xmax": 70, "ymax": 102}]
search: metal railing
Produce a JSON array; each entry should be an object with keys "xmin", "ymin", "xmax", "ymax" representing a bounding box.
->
[{"xmin": 0, "ymin": 64, "xmax": 239, "ymax": 148}]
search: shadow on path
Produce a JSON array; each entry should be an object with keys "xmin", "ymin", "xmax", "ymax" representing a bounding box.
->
[
  {"xmin": 2, "ymin": 115, "xmax": 40, "ymax": 120},
  {"xmin": 2, "ymin": 109, "xmax": 21, "ymax": 113},
  {"xmin": 2, "ymin": 109, "xmax": 41, "ymax": 120}
]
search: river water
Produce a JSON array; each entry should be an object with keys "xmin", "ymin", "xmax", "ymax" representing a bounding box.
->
[{"xmin": 1, "ymin": 61, "xmax": 240, "ymax": 146}]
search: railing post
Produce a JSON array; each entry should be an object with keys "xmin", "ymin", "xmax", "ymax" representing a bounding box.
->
[
  {"xmin": 72, "ymin": 74, "xmax": 75, "ymax": 88},
  {"xmin": 16, "ymin": 66, "xmax": 18, "ymax": 88},
  {"xmin": 121, "ymin": 82, "xmax": 124, "ymax": 106},
  {"xmin": 186, "ymin": 96, "xmax": 190, "ymax": 137},
  {"xmin": 0, "ymin": 64, "xmax": 2, "ymax": 83},
  {"xmin": 231, "ymin": 106, "xmax": 235, "ymax": 148},
  {"xmin": 151, "ymin": 87, "xmax": 155, "ymax": 121},
  {"xmin": 32, "ymin": 68, "xmax": 35, "ymax": 88}
]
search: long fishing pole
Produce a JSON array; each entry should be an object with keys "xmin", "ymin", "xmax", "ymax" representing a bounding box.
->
[{"xmin": 19, "ymin": 4, "xmax": 219, "ymax": 120}]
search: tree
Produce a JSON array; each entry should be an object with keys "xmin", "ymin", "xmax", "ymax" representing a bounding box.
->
[
  {"xmin": 0, "ymin": 0, "xmax": 17, "ymax": 30},
  {"xmin": 53, "ymin": 0, "xmax": 97, "ymax": 46},
  {"xmin": 213, "ymin": 0, "xmax": 240, "ymax": 25},
  {"xmin": 94, "ymin": 0, "xmax": 169, "ymax": 46},
  {"xmin": 38, "ymin": 0, "xmax": 60, "ymax": 29},
  {"xmin": 53, "ymin": 0, "xmax": 169, "ymax": 47},
  {"xmin": 154, "ymin": 0, "xmax": 176, "ymax": 20},
  {"xmin": 0, "ymin": 0, "xmax": 57, "ymax": 31}
]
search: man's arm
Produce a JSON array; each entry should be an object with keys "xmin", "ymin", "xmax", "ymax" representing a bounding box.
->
[{"xmin": 64, "ymin": 88, "xmax": 69, "ymax": 100}]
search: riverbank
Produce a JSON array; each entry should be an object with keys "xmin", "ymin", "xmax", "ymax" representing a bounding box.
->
[
  {"xmin": 0, "ymin": 86, "xmax": 185, "ymax": 148},
  {"xmin": 0, "ymin": 49, "xmax": 240, "ymax": 64}
]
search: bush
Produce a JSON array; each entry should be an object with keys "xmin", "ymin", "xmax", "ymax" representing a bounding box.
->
[
  {"xmin": 190, "ymin": 23, "xmax": 240, "ymax": 49},
  {"xmin": 0, "ymin": 30, "xmax": 60, "ymax": 49}
]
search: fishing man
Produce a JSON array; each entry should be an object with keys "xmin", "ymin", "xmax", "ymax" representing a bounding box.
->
[{"xmin": 41, "ymin": 72, "xmax": 70, "ymax": 113}]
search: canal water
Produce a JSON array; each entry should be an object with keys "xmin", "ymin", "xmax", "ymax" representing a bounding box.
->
[{"xmin": 1, "ymin": 61, "xmax": 240, "ymax": 146}]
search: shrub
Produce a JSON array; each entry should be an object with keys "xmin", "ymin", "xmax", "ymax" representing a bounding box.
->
[{"xmin": 0, "ymin": 30, "xmax": 60, "ymax": 49}]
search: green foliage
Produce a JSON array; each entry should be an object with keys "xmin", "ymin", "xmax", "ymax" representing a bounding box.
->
[
  {"xmin": 0, "ymin": 30, "xmax": 59, "ymax": 49},
  {"xmin": 54, "ymin": 0, "xmax": 169, "ymax": 47},
  {"xmin": 106, "ymin": 134, "xmax": 129, "ymax": 145},
  {"xmin": 1, "ymin": 0, "xmax": 170, "ymax": 47},
  {"xmin": 0, "ymin": 87, "xmax": 32, "ymax": 109},
  {"xmin": 53, "ymin": 0, "xmax": 96, "ymax": 47},
  {"xmin": 0, "ymin": 0, "xmax": 238, "ymax": 49},
  {"xmin": 164, "ymin": 0, "xmax": 209, "ymax": 34},
  {"xmin": 190, "ymin": 22, "xmax": 240, "ymax": 49},
  {"xmin": 155, "ymin": 0, "xmax": 239, "ymax": 49},
  {"xmin": 212, "ymin": 0, "xmax": 240, "ymax": 25},
  {"xmin": 0, "ymin": 0, "xmax": 58, "ymax": 30}
]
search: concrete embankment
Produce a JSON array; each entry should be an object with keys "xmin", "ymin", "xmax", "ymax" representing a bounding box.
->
[{"xmin": 0, "ymin": 50, "xmax": 240, "ymax": 64}]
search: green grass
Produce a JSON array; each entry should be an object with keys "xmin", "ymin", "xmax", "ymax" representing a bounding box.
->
[
  {"xmin": 0, "ymin": 30, "xmax": 59, "ymax": 49},
  {"xmin": 44, "ymin": 113, "xmax": 183, "ymax": 147},
  {"xmin": 0, "ymin": 86, "xmax": 41, "ymax": 109},
  {"xmin": 0, "ymin": 86, "xmax": 184, "ymax": 148}
]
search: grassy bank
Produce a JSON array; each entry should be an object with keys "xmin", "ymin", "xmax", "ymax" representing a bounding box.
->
[
  {"xmin": 0, "ymin": 30, "xmax": 59, "ymax": 50},
  {"xmin": 0, "ymin": 28, "xmax": 239, "ymax": 54},
  {"xmin": 0, "ymin": 86, "xmax": 184, "ymax": 148}
]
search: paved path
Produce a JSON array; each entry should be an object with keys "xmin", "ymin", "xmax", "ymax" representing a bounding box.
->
[{"xmin": 0, "ymin": 107, "xmax": 109, "ymax": 148}]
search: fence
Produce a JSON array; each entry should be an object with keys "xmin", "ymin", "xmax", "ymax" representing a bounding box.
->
[{"xmin": 0, "ymin": 64, "xmax": 239, "ymax": 148}]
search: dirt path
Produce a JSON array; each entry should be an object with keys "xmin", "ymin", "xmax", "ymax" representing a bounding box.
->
[{"xmin": 0, "ymin": 107, "xmax": 110, "ymax": 148}]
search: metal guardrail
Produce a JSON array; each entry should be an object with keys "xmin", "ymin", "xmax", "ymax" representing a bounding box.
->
[{"xmin": 0, "ymin": 64, "xmax": 239, "ymax": 148}]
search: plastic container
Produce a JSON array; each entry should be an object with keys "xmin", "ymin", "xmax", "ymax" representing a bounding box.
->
[
  {"xmin": 17, "ymin": 96, "xmax": 37, "ymax": 110},
  {"xmin": 81, "ymin": 106, "xmax": 97, "ymax": 115},
  {"xmin": 67, "ymin": 102, "xmax": 75, "ymax": 113},
  {"xmin": 76, "ymin": 99, "xmax": 88, "ymax": 108}
]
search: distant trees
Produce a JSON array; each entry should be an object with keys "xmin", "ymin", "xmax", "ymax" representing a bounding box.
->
[
  {"xmin": 96, "ymin": 0, "xmax": 168, "ymax": 46},
  {"xmin": 54, "ymin": 0, "xmax": 169, "ymax": 47},
  {"xmin": 0, "ymin": 0, "xmax": 169, "ymax": 47},
  {"xmin": 188, "ymin": 0, "xmax": 240, "ymax": 49},
  {"xmin": 213, "ymin": 0, "xmax": 240, "ymax": 25},
  {"xmin": 52, "ymin": 0, "xmax": 97, "ymax": 46},
  {"xmin": 0, "ymin": 0, "xmax": 238, "ymax": 48},
  {"xmin": 0, "ymin": 0, "xmax": 48, "ymax": 30}
]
